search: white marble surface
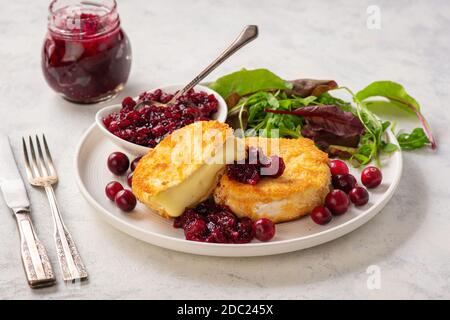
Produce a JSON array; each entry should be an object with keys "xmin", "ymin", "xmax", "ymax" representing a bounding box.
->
[{"xmin": 1, "ymin": 0, "xmax": 449, "ymax": 299}]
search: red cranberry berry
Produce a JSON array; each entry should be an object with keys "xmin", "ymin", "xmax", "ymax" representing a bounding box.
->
[
  {"xmin": 266, "ymin": 156, "xmax": 286, "ymax": 178},
  {"xmin": 227, "ymin": 163, "xmax": 260, "ymax": 185},
  {"xmin": 127, "ymin": 171, "xmax": 133, "ymax": 187},
  {"xmin": 227, "ymin": 147, "xmax": 285, "ymax": 185},
  {"xmin": 130, "ymin": 156, "xmax": 142, "ymax": 171},
  {"xmin": 325, "ymin": 190, "xmax": 350, "ymax": 215},
  {"xmin": 310, "ymin": 206, "xmax": 333, "ymax": 225},
  {"xmin": 329, "ymin": 159, "xmax": 349, "ymax": 176},
  {"xmin": 253, "ymin": 218, "xmax": 276, "ymax": 242},
  {"xmin": 361, "ymin": 166, "xmax": 382, "ymax": 189},
  {"xmin": 349, "ymin": 187, "xmax": 369, "ymax": 206},
  {"xmin": 184, "ymin": 219, "xmax": 207, "ymax": 241},
  {"xmin": 105, "ymin": 181, "xmax": 123, "ymax": 201},
  {"xmin": 114, "ymin": 189, "xmax": 136, "ymax": 212},
  {"xmin": 332, "ymin": 174, "xmax": 357, "ymax": 193},
  {"xmin": 107, "ymin": 152, "xmax": 129, "ymax": 175},
  {"xmin": 122, "ymin": 96, "xmax": 136, "ymax": 109}
]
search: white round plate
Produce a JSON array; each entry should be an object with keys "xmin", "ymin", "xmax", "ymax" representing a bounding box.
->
[{"xmin": 75, "ymin": 124, "xmax": 402, "ymax": 257}]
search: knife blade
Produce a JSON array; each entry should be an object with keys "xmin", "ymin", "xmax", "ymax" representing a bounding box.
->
[
  {"xmin": 0, "ymin": 136, "xmax": 30, "ymax": 209},
  {"xmin": 0, "ymin": 135, "xmax": 55, "ymax": 288}
]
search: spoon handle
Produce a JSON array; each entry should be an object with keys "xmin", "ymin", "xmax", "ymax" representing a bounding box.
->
[{"xmin": 172, "ymin": 25, "xmax": 258, "ymax": 100}]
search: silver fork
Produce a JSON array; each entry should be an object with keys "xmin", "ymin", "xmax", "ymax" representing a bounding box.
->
[{"xmin": 22, "ymin": 135, "xmax": 88, "ymax": 282}]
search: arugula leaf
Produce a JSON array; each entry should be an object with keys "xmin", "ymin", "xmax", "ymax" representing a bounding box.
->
[
  {"xmin": 379, "ymin": 121, "xmax": 399, "ymax": 153},
  {"xmin": 316, "ymin": 92, "xmax": 353, "ymax": 112},
  {"xmin": 396, "ymin": 128, "xmax": 430, "ymax": 150},
  {"xmin": 209, "ymin": 69, "xmax": 292, "ymax": 100},
  {"xmin": 355, "ymin": 81, "xmax": 436, "ymax": 149},
  {"xmin": 279, "ymin": 96, "xmax": 317, "ymax": 109},
  {"xmin": 235, "ymin": 91, "xmax": 303, "ymax": 138},
  {"xmin": 334, "ymin": 87, "xmax": 389, "ymax": 166},
  {"xmin": 381, "ymin": 142, "xmax": 398, "ymax": 153},
  {"xmin": 352, "ymin": 142, "xmax": 374, "ymax": 165}
]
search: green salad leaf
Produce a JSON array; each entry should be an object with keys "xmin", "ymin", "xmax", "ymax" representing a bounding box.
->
[
  {"xmin": 208, "ymin": 68, "xmax": 292, "ymax": 100},
  {"xmin": 229, "ymin": 90, "xmax": 303, "ymax": 138},
  {"xmin": 396, "ymin": 128, "xmax": 430, "ymax": 150},
  {"xmin": 314, "ymin": 92, "xmax": 353, "ymax": 113},
  {"xmin": 209, "ymin": 68, "xmax": 435, "ymax": 167},
  {"xmin": 355, "ymin": 81, "xmax": 436, "ymax": 149}
]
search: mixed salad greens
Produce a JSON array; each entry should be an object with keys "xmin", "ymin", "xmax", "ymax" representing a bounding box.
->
[{"xmin": 209, "ymin": 69, "xmax": 435, "ymax": 166}]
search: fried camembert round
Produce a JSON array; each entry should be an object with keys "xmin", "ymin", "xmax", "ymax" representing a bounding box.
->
[
  {"xmin": 213, "ymin": 137, "xmax": 331, "ymax": 223},
  {"xmin": 132, "ymin": 121, "xmax": 244, "ymax": 218}
]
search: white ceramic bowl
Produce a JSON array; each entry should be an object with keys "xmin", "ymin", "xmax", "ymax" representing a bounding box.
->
[{"xmin": 95, "ymin": 84, "xmax": 228, "ymax": 155}]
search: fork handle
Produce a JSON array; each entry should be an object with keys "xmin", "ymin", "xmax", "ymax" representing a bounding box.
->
[
  {"xmin": 13, "ymin": 208, "xmax": 55, "ymax": 288},
  {"xmin": 44, "ymin": 186, "xmax": 88, "ymax": 282}
]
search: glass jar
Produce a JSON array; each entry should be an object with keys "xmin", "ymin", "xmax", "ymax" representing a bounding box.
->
[{"xmin": 42, "ymin": 0, "xmax": 132, "ymax": 103}]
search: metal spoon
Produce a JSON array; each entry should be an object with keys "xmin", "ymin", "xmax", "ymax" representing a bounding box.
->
[{"xmin": 143, "ymin": 25, "xmax": 258, "ymax": 108}]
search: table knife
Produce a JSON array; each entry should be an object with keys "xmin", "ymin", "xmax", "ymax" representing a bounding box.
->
[{"xmin": 0, "ymin": 136, "xmax": 55, "ymax": 288}]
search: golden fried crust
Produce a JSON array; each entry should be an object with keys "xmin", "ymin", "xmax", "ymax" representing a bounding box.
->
[
  {"xmin": 132, "ymin": 121, "xmax": 233, "ymax": 217},
  {"xmin": 213, "ymin": 137, "xmax": 331, "ymax": 223}
]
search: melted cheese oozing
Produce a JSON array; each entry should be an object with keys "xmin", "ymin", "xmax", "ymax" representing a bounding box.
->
[
  {"xmin": 152, "ymin": 163, "xmax": 224, "ymax": 217},
  {"xmin": 152, "ymin": 137, "xmax": 246, "ymax": 217}
]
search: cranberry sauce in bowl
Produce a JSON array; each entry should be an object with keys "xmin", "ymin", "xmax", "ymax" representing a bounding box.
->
[
  {"xmin": 42, "ymin": 0, "xmax": 131, "ymax": 103},
  {"xmin": 103, "ymin": 88, "xmax": 218, "ymax": 148},
  {"xmin": 95, "ymin": 84, "xmax": 228, "ymax": 155}
]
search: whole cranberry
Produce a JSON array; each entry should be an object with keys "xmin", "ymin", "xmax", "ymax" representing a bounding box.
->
[
  {"xmin": 253, "ymin": 218, "xmax": 276, "ymax": 242},
  {"xmin": 105, "ymin": 181, "xmax": 123, "ymax": 201},
  {"xmin": 361, "ymin": 166, "xmax": 382, "ymax": 188},
  {"xmin": 329, "ymin": 159, "xmax": 349, "ymax": 176},
  {"xmin": 266, "ymin": 156, "xmax": 285, "ymax": 178},
  {"xmin": 349, "ymin": 187, "xmax": 369, "ymax": 206},
  {"xmin": 332, "ymin": 174, "xmax": 357, "ymax": 193},
  {"xmin": 127, "ymin": 171, "xmax": 133, "ymax": 187},
  {"xmin": 122, "ymin": 96, "xmax": 136, "ymax": 109},
  {"xmin": 114, "ymin": 189, "xmax": 136, "ymax": 212},
  {"xmin": 310, "ymin": 206, "xmax": 333, "ymax": 225},
  {"xmin": 325, "ymin": 190, "xmax": 350, "ymax": 215},
  {"xmin": 107, "ymin": 152, "xmax": 130, "ymax": 175},
  {"xmin": 130, "ymin": 156, "xmax": 142, "ymax": 171}
]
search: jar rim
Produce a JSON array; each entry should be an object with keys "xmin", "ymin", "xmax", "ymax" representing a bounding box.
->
[
  {"xmin": 47, "ymin": 0, "xmax": 120, "ymax": 38},
  {"xmin": 49, "ymin": 0, "xmax": 117, "ymax": 17}
]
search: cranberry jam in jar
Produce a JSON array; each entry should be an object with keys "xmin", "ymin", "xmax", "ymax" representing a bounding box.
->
[{"xmin": 42, "ymin": 0, "xmax": 132, "ymax": 103}]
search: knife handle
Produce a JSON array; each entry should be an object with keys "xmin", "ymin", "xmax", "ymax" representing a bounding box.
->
[{"xmin": 14, "ymin": 208, "xmax": 56, "ymax": 288}]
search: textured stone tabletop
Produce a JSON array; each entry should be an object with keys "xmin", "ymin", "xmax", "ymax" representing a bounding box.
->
[{"xmin": 0, "ymin": 0, "xmax": 449, "ymax": 299}]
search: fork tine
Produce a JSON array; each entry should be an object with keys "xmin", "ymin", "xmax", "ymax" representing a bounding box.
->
[
  {"xmin": 28, "ymin": 136, "xmax": 42, "ymax": 177},
  {"xmin": 35, "ymin": 135, "xmax": 49, "ymax": 176},
  {"xmin": 42, "ymin": 134, "xmax": 56, "ymax": 176},
  {"xmin": 22, "ymin": 137, "xmax": 34, "ymax": 180}
]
